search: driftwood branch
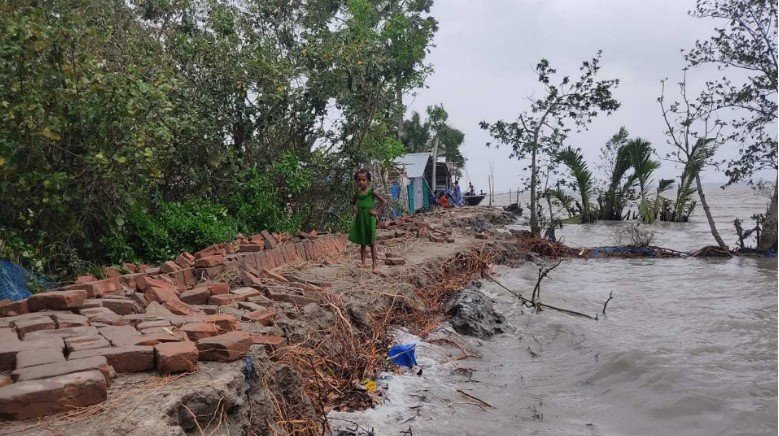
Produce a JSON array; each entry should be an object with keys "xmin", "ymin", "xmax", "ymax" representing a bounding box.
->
[
  {"xmin": 530, "ymin": 260, "xmax": 562, "ymax": 309},
  {"xmin": 602, "ymin": 291, "xmax": 614, "ymax": 315},
  {"xmin": 455, "ymin": 389, "xmax": 494, "ymax": 408},
  {"xmin": 483, "ymin": 274, "xmax": 597, "ymax": 321}
]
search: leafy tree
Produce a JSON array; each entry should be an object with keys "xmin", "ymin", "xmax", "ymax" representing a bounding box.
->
[
  {"xmin": 401, "ymin": 105, "xmax": 466, "ymax": 173},
  {"xmin": 659, "ymin": 73, "xmax": 728, "ymax": 248},
  {"xmin": 685, "ymin": 0, "xmax": 777, "ymax": 250},
  {"xmin": 480, "ymin": 52, "xmax": 620, "ymax": 235}
]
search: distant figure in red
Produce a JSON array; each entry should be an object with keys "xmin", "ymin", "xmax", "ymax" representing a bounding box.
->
[{"xmin": 438, "ymin": 192, "xmax": 451, "ymax": 209}]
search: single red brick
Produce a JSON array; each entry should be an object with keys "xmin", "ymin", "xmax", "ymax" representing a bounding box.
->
[
  {"xmin": 163, "ymin": 299, "xmax": 199, "ymax": 316},
  {"xmin": 249, "ymin": 334, "xmax": 286, "ymax": 352},
  {"xmin": 155, "ymin": 342, "xmax": 198, "ymax": 374},
  {"xmin": 14, "ymin": 317, "xmax": 55, "ymax": 337},
  {"xmin": 27, "ymin": 290, "xmax": 88, "ymax": 312},
  {"xmin": 174, "ymin": 253, "xmax": 195, "ymax": 269},
  {"xmin": 100, "ymin": 298, "xmax": 139, "ymax": 315},
  {"xmin": 261, "ymin": 230, "xmax": 278, "ymax": 249},
  {"xmin": 144, "ymin": 286, "xmax": 179, "ymax": 304},
  {"xmin": 260, "ymin": 268, "xmax": 289, "ymax": 283},
  {"xmin": 12, "ymin": 356, "xmax": 111, "ymax": 384},
  {"xmin": 230, "ymin": 287, "xmax": 261, "ymax": 298},
  {"xmin": 238, "ymin": 244, "xmax": 264, "ymax": 253},
  {"xmin": 181, "ymin": 323, "xmax": 220, "ymax": 341},
  {"xmin": 208, "ymin": 294, "xmax": 246, "ymax": 306},
  {"xmin": 0, "ymin": 376, "xmax": 10, "ymax": 388},
  {"xmin": 180, "ymin": 287, "xmax": 211, "ymax": 305},
  {"xmin": 0, "ymin": 370, "xmax": 107, "ymax": 421},
  {"xmin": 241, "ymin": 309, "xmax": 276, "ymax": 326},
  {"xmin": 68, "ymin": 346, "xmax": 154, "ymax": 373},
  {"xmin": 208, "ymin": 282, "xmax": 229, "ymax": 295},
  {"xmin": 134, "ymin": 331, "xmax": 187, "ymax": 346},
  {"xmin": 84, "ymin": 278, "xmax": 122, "ymax": 297},
  {"xmin": 15, "ymin": 347, "xmax": 65, "ymax": 369},
  {"xmin": 0, "ymin": 338, "xmax": 64, "ymax": 371},
  {"xmin": 98, "ymin": 325, "xmax": 141, "ymax": 346},
  {"xmin": 51, "ymin": 313, "xmax": 90, "ymax": 328},
  {"xmin": 202, "ymin": 314, "xmax": 240, "ymax": 333},
  {"xmin": 65, "ymin": 335, "xmax": 111, "ymax": 353},
  {"xmin": 136, "ymin": 320, "xmax": 171, "ymax": 330},
  {"xmin": 76, "ymin": 275, "xmax": 99, "ymax": 284},
  {"xmin": 194, "ymin": 255, "xmax": 224, "ymax": 268},
  {"xmin": 22, "ymin": 326, "xmax": 97, "ymax": 341},
  {"xmin": 196, "ymin": 332, "xmax": 251, "ymax": 362}
]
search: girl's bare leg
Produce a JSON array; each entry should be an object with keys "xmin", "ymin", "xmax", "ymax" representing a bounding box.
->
[
  {"xmin": 360, "ymin": 245, "xmax": 368, "ymax": 268},
  {"xmin": 370, "ymin": 243, "xmax": 379, "ymax": 274}
]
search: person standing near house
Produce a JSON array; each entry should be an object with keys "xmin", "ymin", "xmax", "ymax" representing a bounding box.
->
[{"xmin": 453, "ymin": 179, "xmax": 463, "ymax": 206}]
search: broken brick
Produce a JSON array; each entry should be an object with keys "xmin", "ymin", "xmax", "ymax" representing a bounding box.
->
[
  {"xmin": 230, "ymin": 287, "xmax": 261, "ymax": 298},
  {"xmin": 155, "ymin": 342, "xmax": 198, "ymax": 374},
  {"xmin": 202, "ymin": 314, "xmax": 240, "ymax": 333},
  {"xmin": 100, "ymin": 298, "xmax": 139, "ymax": 315},
  {"xmin": 181, "ymin": 323, "xmax": 220, "ymax": 341},
  {"xmin": 196, "ymin": 332, "xmax": 251, "ymax": 362},
  {"xmin": 249, "ymin": 334, "xmax": 286, "ymax": 352},
  {"xmin": 194, "ymin": 255, "xmax": 224, "ymax": 268},
  {"xmin": 163, "ymin": 299, "xmax": 199, "ymax": 316},
  {"xmin": 180, "ymin": 287, "xmax": 211, "ymax": 305},
  {"xmin": 242, "ymin": 309, "xmax": 276, "ymax": 326},
  {"xmin": 160, "ymin": 261, "xmax": 181, "ymax": 274},
  {"xmin": 208, "ymin": 294, "xmax": 246, "ymax": 306},
  {"xmin": 0, "ymin": 370, "xmax": 107, "ymax": 421},
  {"xmin": 208, "ymin": 282, "xmax": 229, "ymax": 295}
]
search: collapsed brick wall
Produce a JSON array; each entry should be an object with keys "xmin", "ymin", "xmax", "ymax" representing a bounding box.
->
[{"xmin": 0, "ymin": 234, "xmax": 347, "ymax": 421}]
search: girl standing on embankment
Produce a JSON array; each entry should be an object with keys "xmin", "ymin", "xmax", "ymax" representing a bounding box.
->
[{"xmin": 349, "ymin": 169, "xmax": 387, "ymax": 274}]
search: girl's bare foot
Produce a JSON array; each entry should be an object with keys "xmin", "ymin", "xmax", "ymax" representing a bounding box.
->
[
  {"xmin": 359, "ymin": 263, "xmax": 369, "ymax": 269},
  {"xmin": 372, "ymin": 266, "xmax": 379, "ymax": 274}
]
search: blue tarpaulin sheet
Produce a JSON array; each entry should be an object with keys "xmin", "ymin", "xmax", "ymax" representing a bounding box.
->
[{"xmin": 0, "ymin": 260, "xmax": 48, "ymax": 302}]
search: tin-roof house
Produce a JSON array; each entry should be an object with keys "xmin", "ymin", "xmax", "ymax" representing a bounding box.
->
[{"xmin": 391, "ymin": 153, "xmax": 452, "ymax": 213}]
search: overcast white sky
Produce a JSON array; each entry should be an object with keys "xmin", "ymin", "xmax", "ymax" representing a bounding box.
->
[{"xmin": 405, "ymin": 0, "xmax": 776, "ymax": 192}]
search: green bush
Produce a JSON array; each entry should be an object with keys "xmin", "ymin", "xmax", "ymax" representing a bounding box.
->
[{"xmin": 105, "ymin": 199, "xmax": 238, "ymax": 265}]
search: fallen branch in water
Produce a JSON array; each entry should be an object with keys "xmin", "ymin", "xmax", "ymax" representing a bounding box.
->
[
  {"xmin": 530, "ymin": 260, "xmax": 562, "ymax": 309},
  {"xmin": 483, "ymin": 274, "xmax": 597, "ymax": 320},
  {"xmin": 602, "ymin": 291, "xmax": 614, "ymax": 315}
]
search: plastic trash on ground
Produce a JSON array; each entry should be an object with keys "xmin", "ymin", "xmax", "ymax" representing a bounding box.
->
[{"xmin": 388, "ymin": 343, "xmax": 417, "ymax": 368}]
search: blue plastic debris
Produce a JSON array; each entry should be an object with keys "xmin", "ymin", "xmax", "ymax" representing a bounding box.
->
[
  {"xmin": 388, "ymin": 343, "xmax": 417, "ymax": 368},
  {"xmin": 0, "ymin": 260, "xmax": 49, "ymax": 302}
]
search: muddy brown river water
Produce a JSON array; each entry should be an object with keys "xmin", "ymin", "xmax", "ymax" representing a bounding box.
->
[{"xmin": 330, "ymin": 186, "xmax": 777, "ymax": 435}]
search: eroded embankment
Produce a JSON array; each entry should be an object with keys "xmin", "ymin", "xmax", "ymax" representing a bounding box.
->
[{"xmin": 0, "ymin": 207, "xmax": 528, "ymax": 435}]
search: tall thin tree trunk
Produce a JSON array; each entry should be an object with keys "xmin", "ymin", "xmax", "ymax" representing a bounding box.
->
[
  {"xmin": 396, "ymin": 84, "xmax": 404, "ymax": 140},
  {"xmin": 758, "ymin": 176, "xmax": 777, "ymax": 251},
  {"xmin": 695, "ymin": 175, "xmax": 727, "ymax": 250},
  {"xmin": 530, "ymin": 145, "xmax": 539, "ymax": 235}
]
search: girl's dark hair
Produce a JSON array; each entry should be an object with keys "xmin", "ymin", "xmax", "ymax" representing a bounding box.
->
[{"xmin": 354, "ymin": 168, "xmax": 371, "ymax": 181}]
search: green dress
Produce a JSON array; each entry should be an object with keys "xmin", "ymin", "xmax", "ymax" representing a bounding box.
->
[{"xmin": 349, "ymin": 189, "xmax": 376, "ymax": 246}]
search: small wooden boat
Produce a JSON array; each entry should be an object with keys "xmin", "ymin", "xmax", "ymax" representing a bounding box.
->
[{"xmin": 463, "ymin": 194, "xmax": 485, "ymax": 206}]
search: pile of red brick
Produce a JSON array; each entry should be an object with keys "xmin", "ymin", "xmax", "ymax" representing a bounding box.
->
[{"xmin": 0, "ymin": 233, "xmax": 347, "ymax": 421}]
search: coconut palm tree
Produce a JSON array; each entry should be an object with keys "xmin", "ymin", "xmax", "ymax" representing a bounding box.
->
[
  {"xmin": 599, "ymin": 143, "xmax": 637, "ymax": 221},
  {"xmin": 626, "ymin": 138, "xmax": 660, "ymax": 222},
  {"xmin": 558, "ymin": 146, "xmax": 595, "ymax": 223}
]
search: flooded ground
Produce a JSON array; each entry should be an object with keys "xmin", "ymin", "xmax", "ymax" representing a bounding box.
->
[{"xmin": 330, "ymin": 186, "xmax": 777, "ymax": 435}]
